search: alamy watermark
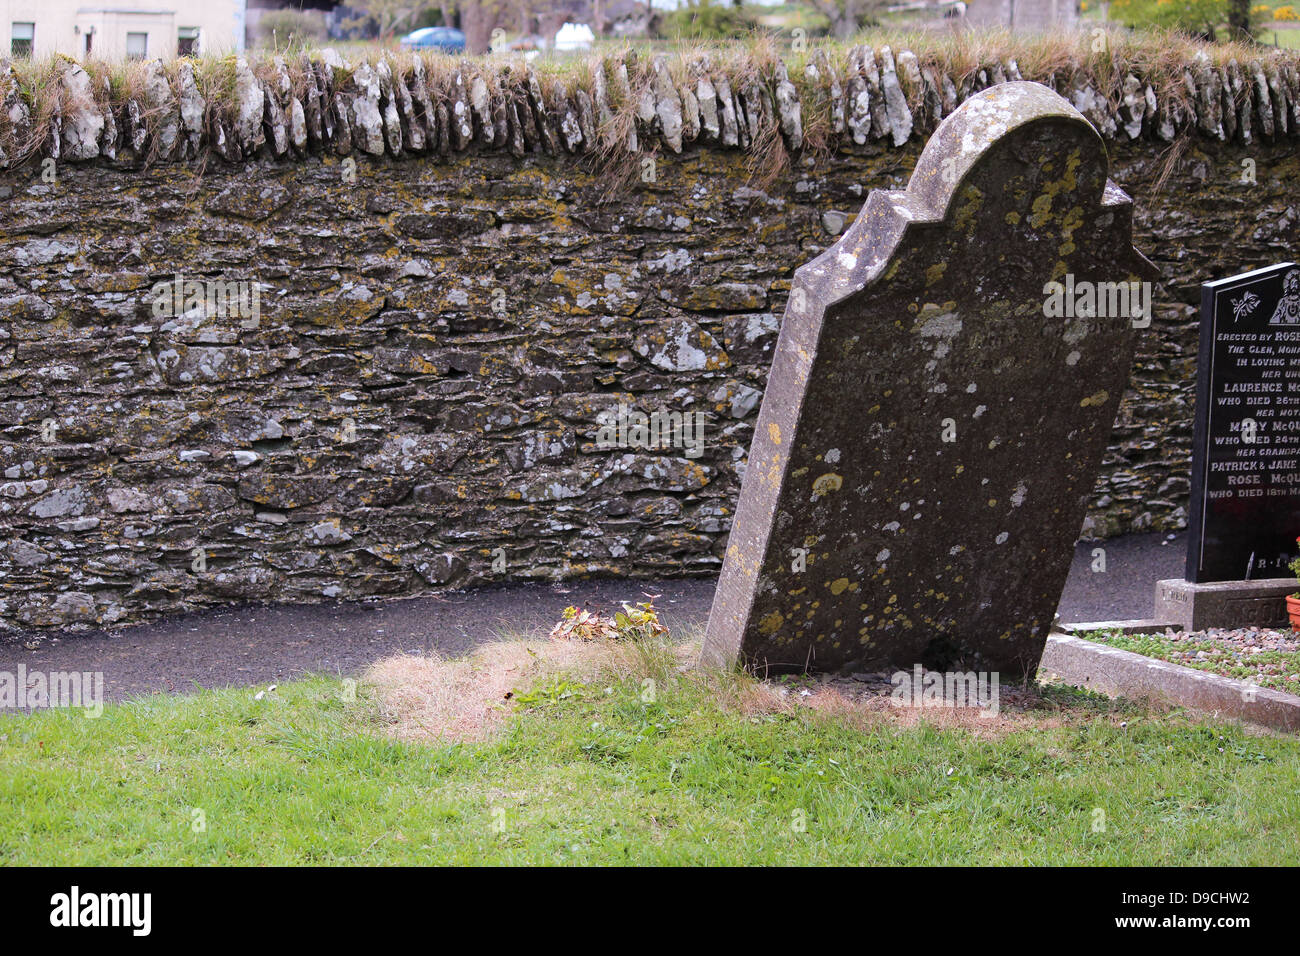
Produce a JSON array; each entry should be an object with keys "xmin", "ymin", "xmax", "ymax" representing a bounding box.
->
[
  {"xmin": 50, "ymin": 886, "xmax": 151, "ymax": 936},
  {"xmin": 890, "ymin": 665, "xmax": 1000, "ymax": 717},
  {"xmin": 149, "ymin": 272, "xmax": 261, "ymax": 329},
  {"xmin": 595, "ymin": 403, "xmax": 705, "ymax": 459},
  {"xmin": 1, "ymin": 665, "xmax": 104, "ymax": 717},
  {"xmin": 1043, "ymin": 274, "xmax": 1151, "ymax": 328}
]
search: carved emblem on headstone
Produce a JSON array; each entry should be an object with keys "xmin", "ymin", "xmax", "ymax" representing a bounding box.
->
[{"xmin": 1267, "ymin": 269, "xmax": 1300, "ymax": 325}]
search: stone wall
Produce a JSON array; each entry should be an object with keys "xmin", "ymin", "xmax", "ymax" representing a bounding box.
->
[{"xmin": 1, "ymin": 41, "xmax": 1299, "ymax": 633}]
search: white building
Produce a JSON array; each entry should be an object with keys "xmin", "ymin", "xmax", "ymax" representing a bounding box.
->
[{"xmin": 2, "ymin": 0, "xmax": 247, "ymax": 60}]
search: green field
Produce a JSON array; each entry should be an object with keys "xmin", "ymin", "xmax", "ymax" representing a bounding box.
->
[
  {"xmin": 1264, "ymin": 26, "xmax": 1300, "ymax": 49},
  {"xmin": 2, "ymin": 642, "xmax": 1297, "ymax": 866}
]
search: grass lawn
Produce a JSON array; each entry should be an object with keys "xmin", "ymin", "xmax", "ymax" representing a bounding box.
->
[
  {"xmin": 2, "ymin": 642, "xmax": 1298, "ymax": 866},
  {"xmin": 1261, "ymin": 25, "xmax": 1300, "ymax": 49}
]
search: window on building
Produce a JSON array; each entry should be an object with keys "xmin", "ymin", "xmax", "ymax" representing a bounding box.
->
[
  {"xmin": 177, "ymin": 27, "xmax": 199, "ymax": 56},
  {"xmin": 11, "ymin": 22, "xmax": 34, "ymax": 57},
  {"xmin": 126, "ymin": 32, "xmax": 147, "ymax": 60},
  {"xmin": 84, "ymin": 30, "xmax": 93, "ymax": 54}
]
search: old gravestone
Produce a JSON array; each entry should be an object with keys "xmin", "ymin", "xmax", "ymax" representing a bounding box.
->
[
  {"xmin": 1151, "ymin": 263, "xmax": 1300, "ymax": 631},
  {"xmin": 702, "ymin": 81, "xmax": 1156, "ymax": 678}
]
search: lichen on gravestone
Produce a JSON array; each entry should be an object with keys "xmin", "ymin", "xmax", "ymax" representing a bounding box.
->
[{"xmin": 701, "ymin": 81, "xmax": 1158, "ymax": 679}]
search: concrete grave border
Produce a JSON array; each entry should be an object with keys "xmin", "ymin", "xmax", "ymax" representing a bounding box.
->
[{"xmin": 1039, "ymin": 630, "xmax": 1300, "ymax": 733}]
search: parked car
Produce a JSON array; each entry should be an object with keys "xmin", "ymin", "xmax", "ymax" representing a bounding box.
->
[{"xmin": 399, "ymin": 27, "xmax": 466, "ymax": 53}]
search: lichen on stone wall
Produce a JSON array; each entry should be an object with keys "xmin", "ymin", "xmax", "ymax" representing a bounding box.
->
[{"xmin": 2, "ymin": 35, "xmax": 1300, "ymax": 634}]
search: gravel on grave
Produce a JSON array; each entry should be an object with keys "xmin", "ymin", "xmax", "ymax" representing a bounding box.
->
[{"xmin": 1087, "ymin": 626, "xmax": 1300, "ymax": 692}]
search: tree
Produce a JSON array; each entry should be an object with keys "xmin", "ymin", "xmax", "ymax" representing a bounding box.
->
[
  {"xmin": 345, "ymin": 0, "xmax": 431, "ymax": 41},
  {"xmin": 809, "ymin": 0, "xmax": 879, "ymax": 39},
  {"xmin": 256, "ymin": 10, "xmax": 327, "ymax": 49},
  {"xmin": 445, "ymin": 0, "xmax": 600, "ymax": 53},
  {"xmin": 1109, "ymin": 0, "xmax": 1260, "ymax": 39},
  {"xmin": 1227, "ymin": 0, "xmax": 1253, "ymax": 37},
  {"xmin": 655, "ymin": 0, "xmax": 759, "ymax": 39},
  {"xmin": 459, "ymin": 1, "xmax": 502, "ymax": 54}
]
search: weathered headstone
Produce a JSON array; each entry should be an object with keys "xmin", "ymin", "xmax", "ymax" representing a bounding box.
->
[
  {"xmin": 702, "ymin": 81, "xmax": 1156, "ymax": 678},
  {"xmin": 1187, "ymin": 263, "xmax": 1300, "ymax": 583}
]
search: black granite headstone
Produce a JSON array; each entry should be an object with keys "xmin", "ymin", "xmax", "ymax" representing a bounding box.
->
[{"xmin": 1187, "ymin": 262, "xmax": 1300, "ymax": 583}]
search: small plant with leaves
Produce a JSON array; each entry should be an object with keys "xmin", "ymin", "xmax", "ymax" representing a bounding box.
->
[
  {"xmin": 512, "ymin": 675, "xmax": 586, "ymax": 708},
  {"xmin": 548, "ymin": 606, "xmax": 618, "ymax": 642},
  {"xmin": 548, "ymin": 597, "xmax": 670, "ymax": 643},
  {"xmin": 776, "ymin": 673, "xmax": 819, "ymax": 690},
  {"xmin": 613, "ymin": 598, "xmax": 670, "ymax": 642}
]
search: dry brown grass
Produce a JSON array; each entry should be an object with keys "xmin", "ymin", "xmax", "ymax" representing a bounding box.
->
[
  {"xmin": 365, "ymin": 632, "xmax": 1142, "ymax": 746},
  {"xmin": 591, "ymin": 49, "xmax": 658, "ymax": 195},
  {"xmin": 365, "ymin": 636, "xmax": 692, "ymax": 743},
  {"xmin": 729, "ymin": 675, "xmax": 1132, "ymax": 737}
]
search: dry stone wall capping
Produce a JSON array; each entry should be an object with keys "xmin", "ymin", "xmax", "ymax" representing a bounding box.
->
[
  {"xmin": 4, "ymin": 43, "xmax": 1300, "ymax": 170},
  {"xmin": 1, "ymin": 42, "xmax": 1299, "ymax": 633}
]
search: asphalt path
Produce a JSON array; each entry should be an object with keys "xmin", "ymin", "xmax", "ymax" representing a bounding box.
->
[{"xmin": 0, "ymin": 532, "xmax": 1187, "ymax": 702}]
